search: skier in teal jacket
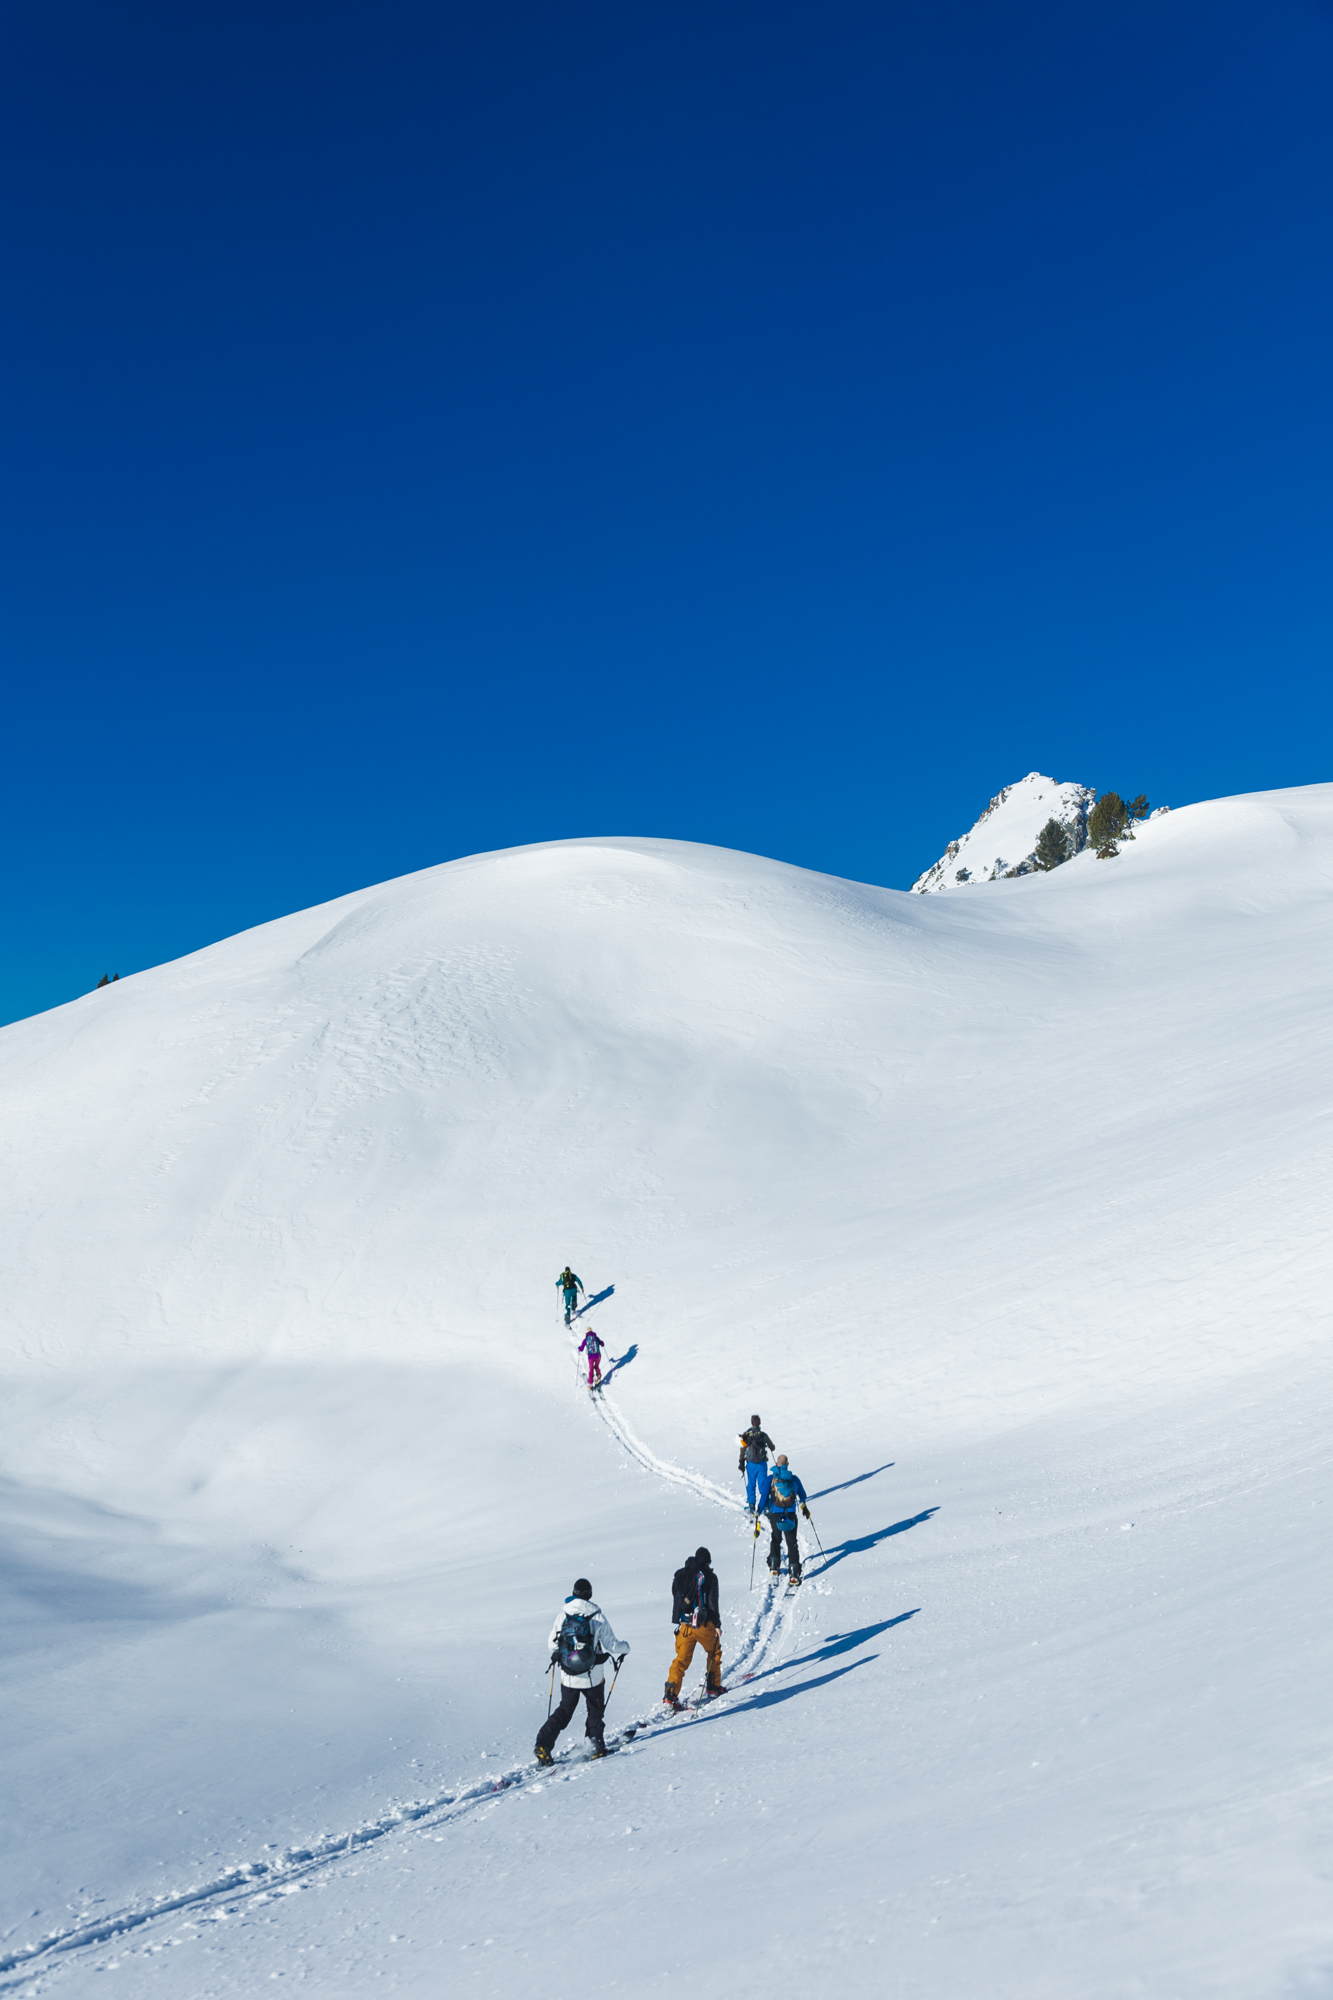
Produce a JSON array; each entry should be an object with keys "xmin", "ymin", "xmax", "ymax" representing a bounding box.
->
[{"xmin": 557, "ymin": 1267, "xmax": 584, "ymax": 1324}]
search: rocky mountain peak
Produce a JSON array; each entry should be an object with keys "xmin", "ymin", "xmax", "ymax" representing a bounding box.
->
[{"xmin": 912, "ymin": 772, "xmax": 1096, "ymax": 892}]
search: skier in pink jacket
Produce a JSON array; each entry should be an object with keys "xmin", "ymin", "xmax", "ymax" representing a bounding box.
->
[{"xmin": 578, "ymin": 1327, "xmax": 604, "ymax": 1388}]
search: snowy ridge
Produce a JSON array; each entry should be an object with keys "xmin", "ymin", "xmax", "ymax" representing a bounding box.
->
[{"xmin": 912, "ymin": 770, "xmax": 1095, "ymax": 889}]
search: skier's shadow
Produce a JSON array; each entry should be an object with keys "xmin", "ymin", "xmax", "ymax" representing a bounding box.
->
[
  {"xmin": 743, "ymin": 1611, "xmax": 918, "ymax": 1686},
  {"xmin": 809, "ymin": 1462, "xmax": 895, "ymax": 1502},
  {"xmin": 683, "ymin": 1657, "xmax": 874, "ymax": 1724},
  {"xmin": 809, "ymin": 1508, "xmax": 938, "ymax": 1575},
  {"xmin": 575, "ymin": 1286, "xmax": 615, "ymax": 1317},
  {"xmin": 599, "ymin": 1343, "xmax": 638, "ymax": 1385}
]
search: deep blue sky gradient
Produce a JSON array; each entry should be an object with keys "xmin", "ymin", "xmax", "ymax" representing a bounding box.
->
[{"xmin": 3, "ymin": 0, "xmax": 1332, "ymax": 1022}]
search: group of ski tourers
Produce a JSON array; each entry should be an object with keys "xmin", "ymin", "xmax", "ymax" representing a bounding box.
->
[
  {"xmin": 558, "ymin": 1267, "xmax": 606, "ymax": 1388},
  {"xmin": 535, "ymin": 1548, "xmax": 726, "ymax": 1766},
  {"xmin": 537, "ymin": 1263, "xmax": 811, "ymax": 1765},
  {"xmin": 739, "ymin": 1415, "xmax": 811, "ymax": 1585}
]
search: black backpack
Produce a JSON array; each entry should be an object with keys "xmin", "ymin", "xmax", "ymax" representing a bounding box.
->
[{"xmin": 558, "ymin": 1608, "xmax": 598, "ymax": 1675}]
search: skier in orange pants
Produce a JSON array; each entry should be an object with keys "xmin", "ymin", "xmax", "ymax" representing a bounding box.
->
[{"xmin": 663, "ymin": 1548, "xmax": 726, "ymax": 1708}]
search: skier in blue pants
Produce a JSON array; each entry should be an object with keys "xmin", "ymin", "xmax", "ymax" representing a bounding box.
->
[{"xmin": 737, "ymin": 1415, "xmax": 775, "ymax": 1515}]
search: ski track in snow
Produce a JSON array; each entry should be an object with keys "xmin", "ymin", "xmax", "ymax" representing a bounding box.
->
[
  {"xmin": 576, "ymin": 1310, "xmax": 746, "ymax": 1513},
  {"xmin": 0, "ymin": 1331, "xmax": 806, "ymax": 1991},
  {"xmin": 589, "ymin": 1382, "xmax": 745, "ymax": 1514}
]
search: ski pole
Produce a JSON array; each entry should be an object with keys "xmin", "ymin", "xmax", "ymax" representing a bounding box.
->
[
  {"xmin": 803, "ymin": 1507, "xmax": 826, "ymax": 1560},
  {"xmin": 750, "ymin": 1519, "xmax": 760, "ymax": 1590},
  {"xmin": 547, "ymin": 1662, "xmax": 557, "ymax": 1717},
  {"xmin": 603, "ymin": 1656, "xmax": 624, "ymax": 1720}
]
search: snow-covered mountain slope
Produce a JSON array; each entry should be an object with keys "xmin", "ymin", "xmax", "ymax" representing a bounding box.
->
[
  {"xmin": 912, "ymin": 770, "xmax": 1096, "ymax": 888},
  {"xmin": 1, "ymin": 785, "xmax": 1331, "ymax": 1997}
]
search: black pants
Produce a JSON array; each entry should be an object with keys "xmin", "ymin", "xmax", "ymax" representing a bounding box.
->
[
  {"xmin": 767, "ymin": 1520, "xmax": 801, "ymax": 1578},
  {"xmin": 536, "ymin": 1680, "xmax": 606, "ymax": 1755}
]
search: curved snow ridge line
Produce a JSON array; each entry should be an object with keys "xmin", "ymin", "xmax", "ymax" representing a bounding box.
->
[{"xmin": 592, "ymin": 1387, "xmax": 746, "ymax": 1514}]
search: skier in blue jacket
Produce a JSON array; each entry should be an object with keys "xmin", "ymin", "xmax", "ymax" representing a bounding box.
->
[{"xmin": 755, "ymin": 1454, "xmax": 809, "ymax": 1585}]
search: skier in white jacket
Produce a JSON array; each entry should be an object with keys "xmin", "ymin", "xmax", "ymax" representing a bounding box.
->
[{"xmin": 535, "ymin": 1579, "xmax": 630, "ymax": 1764}]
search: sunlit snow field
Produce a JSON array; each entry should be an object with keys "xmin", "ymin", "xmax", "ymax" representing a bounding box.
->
[{"xmin": 1, "ymin": 787, "xmax": 1330, "ymax": 1996}]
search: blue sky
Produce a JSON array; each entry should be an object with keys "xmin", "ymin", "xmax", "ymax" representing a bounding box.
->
[{"xmin": 3, "ymin": 0, "xmax": 1331, "ymax": 1024}]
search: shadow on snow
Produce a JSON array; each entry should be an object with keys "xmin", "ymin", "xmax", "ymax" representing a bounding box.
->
[
  {"xmin": 743, "ymin": 1612, "xmax": 919, "ymax": 1686},
  {"xmin": 808, "ymin": 1461, "xmax": 896, "ymax": 1502},
  {"xmin": 573, "ymin": 1286, "xmax": 615, "ymax": 1318},
  {"xmin": 809, "ymin": 1508, "xmax": 939, "ymax": 1575},
  {"xmin": 677, "ymin": 1657, "xmax": 876, "ymax": 1724}
]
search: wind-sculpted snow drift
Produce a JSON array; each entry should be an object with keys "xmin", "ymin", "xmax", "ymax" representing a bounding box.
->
[{"xmin": 1, "ymin": 786, "xmax": 1331, "ymax": 1996}]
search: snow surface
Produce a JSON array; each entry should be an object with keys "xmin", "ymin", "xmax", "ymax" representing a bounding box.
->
[
  {"xmin": 912, "ymin": 770, "xmax": 1096, "ymax": 889},
  {"xmin": 1, "ymin": 786, "xmax": 1331, "ymax": 1997}
]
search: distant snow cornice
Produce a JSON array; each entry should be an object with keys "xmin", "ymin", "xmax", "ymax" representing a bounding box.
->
[{"xmin": 912, "ymin": 772, "xmax": 1096, "ymax": 892}]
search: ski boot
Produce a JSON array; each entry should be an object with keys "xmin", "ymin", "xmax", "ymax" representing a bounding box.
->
[
  {"xmin": 589, "ymin": 1741, "xmax": 608, "ymax": 1760},
  {"xmin": 534, "ymin": 1743, "xmax": 554, "ymax": 1766},
  {"xmin": 789, "ymin": 1572, "xmax": 803, "ymax": 1589},
  {"xmin": 662, "ymin": 1684, "xmax": 681, "ymax": 1711}
]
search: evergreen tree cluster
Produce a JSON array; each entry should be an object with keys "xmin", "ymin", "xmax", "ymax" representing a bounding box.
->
[
  {"xmin": 1035, "ymin": 790, "xmax": 1149, "ymax": 871},
  {"xmin": 95, "ymin": 973, "xmax": 120, "ymax": 988},
  {"xmin": 1034, "ymin": 820, "xmax": 1071, "ymax": 871},
  {"xmin": 1087, "ymin": 791, "xmax": 1150, "ymax": 859}
]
